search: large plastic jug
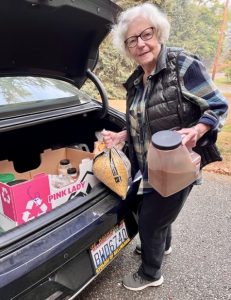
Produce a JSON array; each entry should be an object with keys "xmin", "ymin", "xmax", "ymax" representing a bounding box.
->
[{"xmin": 147, "ymin": 130, "xmax": 201, "ymax": 197}]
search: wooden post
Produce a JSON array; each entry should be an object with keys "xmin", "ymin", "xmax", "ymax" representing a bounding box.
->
[{"xmin": 212, "ymin": 0, "xmax": 230, "ymax": 80}]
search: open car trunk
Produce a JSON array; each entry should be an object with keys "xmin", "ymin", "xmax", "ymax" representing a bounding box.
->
[
  {"xmin": 0, "ymin": 103, "xmax": 127, "ymax": 236},
  {"xmin": 0, "ymin": 1, "xmax": 139, "ymax": 298},
  {"xmin": 0, "ymin": 106, "xmax": 138, "ymax": 300}
]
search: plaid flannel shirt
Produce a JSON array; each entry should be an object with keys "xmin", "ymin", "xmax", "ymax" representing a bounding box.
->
[{"xmin": 129, "ymin": 51, "xmax": 228, "ymax": 194}]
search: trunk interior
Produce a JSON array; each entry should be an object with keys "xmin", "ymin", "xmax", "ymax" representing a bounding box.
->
[
  {"xmin": 0, "ymin": 108, "xmax": 126, "ymax": 235},
  {"xmin": 0, "ymin": 109, "xmax": 125, "ymax": 172}
]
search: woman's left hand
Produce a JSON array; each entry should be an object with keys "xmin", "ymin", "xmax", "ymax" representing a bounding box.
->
[
  {"xmin": 177, "ymin": 123, "xmax": 211, "ymax": 148},
  {"xmin": 177, "ymin": 127, "xmax": 199, "ymax": 148}
]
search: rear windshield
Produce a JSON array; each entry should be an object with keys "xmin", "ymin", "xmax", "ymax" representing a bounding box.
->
[{"xmin": 0, "ymin": 76, "xmax": 91, "ymax": 106}]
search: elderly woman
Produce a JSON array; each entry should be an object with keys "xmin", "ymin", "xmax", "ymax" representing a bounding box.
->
[{"xmin": 102, "ymin": 3, "xmax": 228, "ymax": 291}]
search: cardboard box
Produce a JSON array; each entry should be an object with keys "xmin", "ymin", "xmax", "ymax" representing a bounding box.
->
[{"xmin": 0, "ymin": 148, "xmax": 99, "ymax": 230}]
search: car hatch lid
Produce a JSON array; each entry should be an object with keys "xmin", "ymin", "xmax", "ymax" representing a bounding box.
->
[{"xmin": 0, "ymin": 0, "xmax": 120, "ymax": 87}]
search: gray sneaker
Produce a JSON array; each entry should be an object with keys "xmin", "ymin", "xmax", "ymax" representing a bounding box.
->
[
  {"xmin": 135, "ymin": 244, "xmax": 172, "ymax": 255},
  {"xmin": 123, "ymin": 272, "xmax": 164, "ymax": 291}
]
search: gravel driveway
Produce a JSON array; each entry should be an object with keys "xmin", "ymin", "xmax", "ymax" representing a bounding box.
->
[{"xmin": 76, "ymin": 172, "xmax": 231, "ymax": 300}]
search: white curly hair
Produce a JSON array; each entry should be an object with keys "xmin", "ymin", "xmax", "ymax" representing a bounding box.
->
[{"xmin": 111, "ymin": 3, "xmax": 170, "ymax": 57}]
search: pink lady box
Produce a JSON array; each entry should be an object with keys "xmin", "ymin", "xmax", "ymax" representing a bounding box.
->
[{"xmin": 0, "ymin": 148, "xmax": 99, "ymax": 229}]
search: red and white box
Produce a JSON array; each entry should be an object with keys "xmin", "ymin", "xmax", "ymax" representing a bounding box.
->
[{"xmin": 0, "ymin": 147, "xmax": 99, "ymax": 230}]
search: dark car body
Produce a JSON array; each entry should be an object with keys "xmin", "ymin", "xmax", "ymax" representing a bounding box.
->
[{"xmin": 0, "ymin": 1, "xmax": 138, "ymax": 299}]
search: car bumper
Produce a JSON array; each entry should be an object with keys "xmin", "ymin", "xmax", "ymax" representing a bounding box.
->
[{"xmin": 0, "ymin": 193, "xmax": 138, "ymax": 299}]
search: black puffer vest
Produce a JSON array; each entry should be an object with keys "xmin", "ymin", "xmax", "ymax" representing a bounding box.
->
[{"xmin": 124, "ymin": 46, "xmax": 222, "ymax": 177}]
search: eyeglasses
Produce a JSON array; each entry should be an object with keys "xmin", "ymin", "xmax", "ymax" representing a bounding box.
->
[{"xmin": 124, "ymin": 27, "xmax": 155, "ymax": 48}]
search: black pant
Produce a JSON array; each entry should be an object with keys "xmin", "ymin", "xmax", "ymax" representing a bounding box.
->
[{"xmin": 138, "ymin": 184, "xmax": 193, "ymax": 281}]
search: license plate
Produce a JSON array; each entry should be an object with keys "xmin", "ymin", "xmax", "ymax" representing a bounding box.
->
[{"xmin": 90, "ymin": 221, "xmax": 130, "ymax": 274}]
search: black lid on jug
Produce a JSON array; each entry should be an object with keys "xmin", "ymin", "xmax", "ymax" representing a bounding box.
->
[{"xmin": 151, "ymin": 130, "xmax": 182, "ymax": 150}]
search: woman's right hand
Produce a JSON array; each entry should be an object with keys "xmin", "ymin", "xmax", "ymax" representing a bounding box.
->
[
  {"xmin": 101, "ymin": 129, "xmax": 127, "ymax": 149},
  {"xmin": 101, "ymin": 130, "xmax": 119, "ymax": 148}
]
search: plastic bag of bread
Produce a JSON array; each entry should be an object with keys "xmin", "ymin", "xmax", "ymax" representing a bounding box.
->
[{"xmin": 93, "ymin": 146, "xmax": 131, "ymax": 200}]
